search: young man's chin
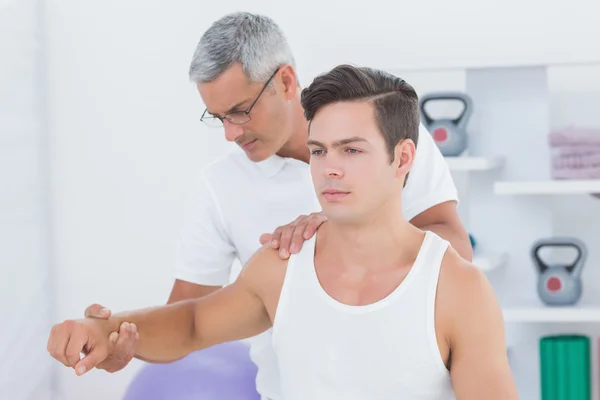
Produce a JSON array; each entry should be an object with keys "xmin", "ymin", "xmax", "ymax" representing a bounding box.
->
[{"xmin": 320, "ymin": 206, "xmax": 358, "ymax": 223}]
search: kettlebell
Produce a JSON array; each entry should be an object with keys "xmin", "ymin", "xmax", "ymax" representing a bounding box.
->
[
  {"xmin": 419, "ymin": 92, "xmax": 473, "ymax": 156},
  {"xmin": 531, "ymin": 237, "xmax": 588, "ymax": 306}
]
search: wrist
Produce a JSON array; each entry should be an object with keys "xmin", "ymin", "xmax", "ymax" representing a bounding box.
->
[
  {"xmin": 84, "ymin": 315, "xmax": 121, "ymax": 336},
  {"xmin": 107, "ymin": 316, "xmax": 123, "ymax": 334}
]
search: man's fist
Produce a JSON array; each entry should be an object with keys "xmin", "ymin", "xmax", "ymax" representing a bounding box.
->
[{"xmin": 47, "ymin": 317, "xmax": 116, "ymax": 376}]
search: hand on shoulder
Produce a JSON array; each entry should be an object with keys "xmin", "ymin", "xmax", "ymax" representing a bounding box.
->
[{"xmin": 259, "ymin": 212, "xmax": 328, "ymax": 258}]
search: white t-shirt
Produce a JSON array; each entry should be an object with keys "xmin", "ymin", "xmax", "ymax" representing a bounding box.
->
[{"xmin": 173, "ymin": 124, "xmax": 458, "ymax": 400}]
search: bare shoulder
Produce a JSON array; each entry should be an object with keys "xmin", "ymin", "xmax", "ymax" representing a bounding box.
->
[
  {"xmin": 237, "ymin": 244, "xmax": 289, "ymax": 303},
  {"xmin": 436, "ymin": 246, "xmax": 505, "ymax": 342},
  {"xmin": 438, "ymin": 247, "xmax": 494, "ymax": 302}
]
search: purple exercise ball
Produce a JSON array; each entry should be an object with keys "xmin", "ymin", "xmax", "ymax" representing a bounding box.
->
[{"xmin": 122, "ymin": 341, "xmax": 260, "ymax": 400}]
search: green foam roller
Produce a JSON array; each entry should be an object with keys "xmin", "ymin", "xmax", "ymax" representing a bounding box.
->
[
  {"xmin": 540, "ymin": 337, "xmax": 556, "ymax": 400},
  {"xmin": 540, "ymin": 335, "xmax": 591, "ymax": 400},
  {"xmin": 571, "ymin": 336, "xmax": 590, "ymax": 399},
  {"xmin": 556, "ymin": 339, "xmax": 568, "ymax": 398}
]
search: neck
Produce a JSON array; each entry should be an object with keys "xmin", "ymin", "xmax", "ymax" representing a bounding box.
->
[
  {"xmin": 320, "ymin": 200, "xmax": 425, "ymax": 270},
  {"xmin": 275, "ymin": 96, "xmax": 310, "ymax": 163}
]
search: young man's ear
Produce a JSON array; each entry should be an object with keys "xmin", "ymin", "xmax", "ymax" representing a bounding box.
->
[
  {"xmin": 395, "ymin": 140, "xmax": 416, "ymax": 187},
  {"xmin": 395, "ymin": 139, "xmax": 416, "ymax": 173}
]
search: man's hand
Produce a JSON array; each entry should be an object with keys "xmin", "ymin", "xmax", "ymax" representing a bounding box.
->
[
  {"xmin": 83, "ymin": 303, "xmax": 139, "ymax": 373},
  {"xmin": 47, "ymin": 317, "xmax": 115, "ymax": 376},
  {"xmin": 259, "ymin": 212, "xmax": 328, "ymax": 259}
]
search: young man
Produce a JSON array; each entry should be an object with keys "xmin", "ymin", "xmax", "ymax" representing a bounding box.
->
[
  {"xmin": 83, "ymin": 12, "xmax": 472, "ymax": 400},
  {"xmin": 48, "ymin": 65, "xmax": 517, "ymax": 400}
]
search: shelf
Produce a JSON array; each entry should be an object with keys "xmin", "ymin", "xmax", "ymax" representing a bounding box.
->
[
  {"xmin": 445, "ymin": 156, "xmax": 504, "ymax": 171},
  {"xmin": 494, "ymin": 179, "xmax": 600, "ymax": 195},
  {"xmin": 473, "ymin": 252, "xmax": 507, "ymax": 272},
  {"xmin": 503, "ymin": 302, "xmax": 600, "ymax": 323}
]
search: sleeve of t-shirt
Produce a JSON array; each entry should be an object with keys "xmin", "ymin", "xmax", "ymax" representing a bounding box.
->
[
  {"xmin": 402, "ymin": 123, "xmax": 459, "ymax": 222},
  {"xmin": 173, "ymin": 171, "xmax": 236, "ymax": 286}
]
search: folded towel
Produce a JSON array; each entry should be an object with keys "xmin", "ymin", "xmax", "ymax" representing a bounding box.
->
[
  {"xmin": 552, "ymin": 145, "xmax": 600, "ymax": 157},
  {"xmin": 549, "ymin": 126, "xmax": 600, "ymax": 147},
  {"xmin": 552, "ymin": 152, "xmax": 600, "ymax": 179}
]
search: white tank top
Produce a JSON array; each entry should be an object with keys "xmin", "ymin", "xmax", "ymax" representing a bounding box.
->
[{"xmin": 272, "ymin": 230, "xmax": 455, "ymax": 400}]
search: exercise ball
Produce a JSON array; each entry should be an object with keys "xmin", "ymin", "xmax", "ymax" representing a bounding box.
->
[{"xmin": 122, "ymin": 341, "xmax": 260, "ymax": 400}]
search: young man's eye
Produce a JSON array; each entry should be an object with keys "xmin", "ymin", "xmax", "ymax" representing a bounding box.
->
[
  {"xmin": 346, "ymin": 148, "xmax": 361, "ymax": 154},
  {"xmin": 310, "ymin": 149, "xmax": 325, "ymax": 156}
]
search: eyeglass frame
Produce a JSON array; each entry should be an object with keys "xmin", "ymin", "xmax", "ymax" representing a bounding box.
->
[{"xmin": 200, "ymin": 67, "xmax": 281, "ymax": 127}]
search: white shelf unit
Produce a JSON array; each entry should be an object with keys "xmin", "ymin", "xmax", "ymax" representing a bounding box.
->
[
  {"xmin": 445, "ymin": 156, "xmax": 504, "ymax": 171},
  {"xmin": 504, "ymin": 303, "xmax": 600, "ymax": 323},
  {"xmin": 392, "ymin": 61, "xmax": 600, "ymax": 400},
  {"xmin": 495, "ymin": 179, "xmax": 600, "ymax": 195}
]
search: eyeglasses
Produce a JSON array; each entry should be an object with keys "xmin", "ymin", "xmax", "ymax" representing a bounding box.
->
[{"xmin": 200, "ymin": 68, "xmax": 280, "ymax": 128}]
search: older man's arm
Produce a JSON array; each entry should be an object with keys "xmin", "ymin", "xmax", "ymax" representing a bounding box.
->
[{"xmin": 410, "ymin": 200, "xmax": 472, "ymax": 261}]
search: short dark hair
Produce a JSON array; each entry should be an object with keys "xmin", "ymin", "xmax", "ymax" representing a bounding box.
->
[{"xmin": 301, "ymin": 64, "xmax": 419, "ymax": 163}]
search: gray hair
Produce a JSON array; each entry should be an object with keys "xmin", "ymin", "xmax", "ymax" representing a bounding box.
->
[{"xmin": 189, "ymin": 12, "xmax": 296, "ymax": 84}]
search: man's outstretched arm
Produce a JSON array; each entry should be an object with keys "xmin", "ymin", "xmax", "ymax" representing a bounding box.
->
[
  {"xmin": 47, "ymin": 248, "xmax": 274, "ymax": 375},
  {"xmin": 114, "ymin": 277, "xmax": 270, "ymax": 362}
]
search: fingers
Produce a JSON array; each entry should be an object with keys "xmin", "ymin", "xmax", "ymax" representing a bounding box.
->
[
  {"xmin": 96, "ymin": 322, "xmax": 139, "ymax": 373},
  {"xmin": 259, "ymin": 233, "xmax": 272, "ymax": 246},
  {"xmin": 75, "ymin": 345, "xmax": 108, "ymax": 376},
  {"xmin": 48, "ymin": 320, "xmax": 90, "ymax": 369},
  {"xmin": 277, "ymin": 218, "xmax": 303, "ymax": 259},
  {"xmin": 269, "ymin": 226, "xmax": 284, "ymax": 249},
  {"xmin": 113, "ymin": 322, "xmax": 137, "ymax": 363},
  {"xmin": 106, "ymin": 331, "xmax": 119, "ymax": 354},
  {"xmin": 278, "ymin": 213, "xmax": 328, "ymax": 258},
  {"xmin": 266, "ymin": 212, "xmax": 328, "ymax": 259},
  {"xmin": 112, "ymin": 323, "xmax": 139, "ymax": 371},
  {"xmin": 289, "ymin": 219, "xmax": 310, "ymax": 254},
  {"xmin": 65, "ymin": 327, "xmax": 90, "ymax": 367},
  {"xmin": 303, "ymin": 213, "xmax": 328, "ymax": 240},
  {"xmin": 95, "ymin": 331, "xmax": 118, "ymax": 372},
  {"xmin": 84, "ymin": 303, "xmax": 111, "ymax": 319},
  {"xmin": 47, "ymin": 324, "xmax": 71, "ymax": 368}
]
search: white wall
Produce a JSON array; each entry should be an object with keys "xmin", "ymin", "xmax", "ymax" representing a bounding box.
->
[
  {"xmin": 1, "ymin": 1, "xmax": 55, "ymax": 399},
  {"xmin": 39, "ymin": 1, "xmax": 600, "ymax": 399}
]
